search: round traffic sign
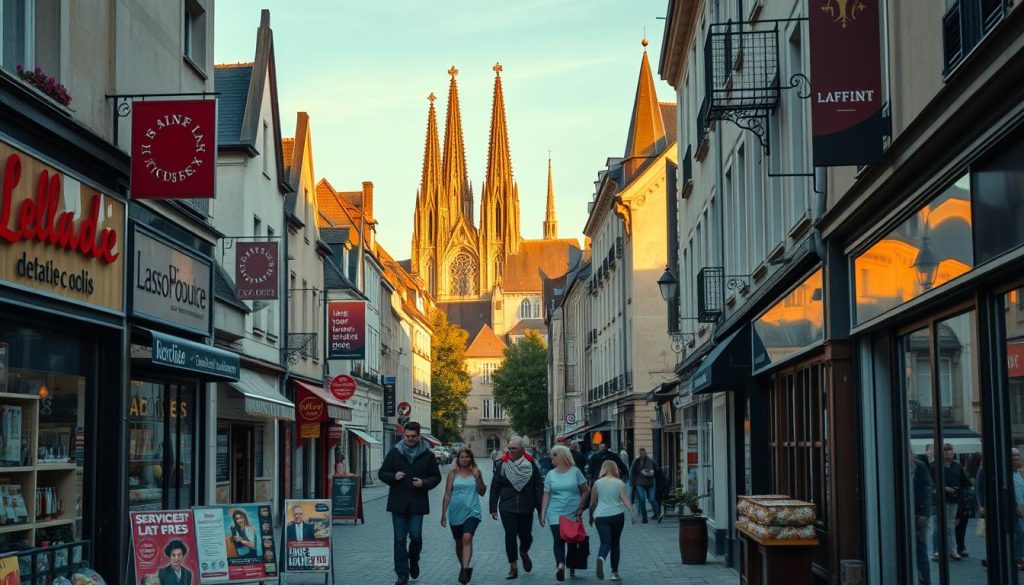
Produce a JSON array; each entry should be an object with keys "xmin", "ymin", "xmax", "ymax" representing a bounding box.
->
[
  {"xmin": 397, "ymin": 402, "xmax": 412, "ymax": 417},
  {"xmin": 329, "ymin": 375, "xmax": 357, "ymax": 401},
  {"xmin": 565, "ymin": 413, "xmax": 577, "ymax": 425}
]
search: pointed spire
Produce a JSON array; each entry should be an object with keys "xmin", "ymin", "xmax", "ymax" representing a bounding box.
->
[
  {"xmin": 543, "ymin": 152, "xmax": 558, "ymax": 240},
  {"xmin": 413, "ymin": 92, "xmax": 441, "ymax": 282},
  {"xmin": 420, "ymin": 92, "xmax": 442, "ymax": 210},
  {"xmin": 485, "ymin": 63, "xmax": 513, "ymax": 187},
  {"xmin": 624, "ymin": 38, "xmax": 667, "ymax": 161},
  {"xmin": 442, "ymin": 66, "xmax": 472, "ymax": 224}
]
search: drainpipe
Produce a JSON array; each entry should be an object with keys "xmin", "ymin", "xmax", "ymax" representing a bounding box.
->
[
  {"xmin": 811, "ymin": 170, "xmax": 827, "ymax": 261},
  {"xmin": 619, "ymin": 224, "xmax": 629, "ymax": 453}
]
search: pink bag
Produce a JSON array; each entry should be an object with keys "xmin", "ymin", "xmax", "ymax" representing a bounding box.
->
[{"xmin": 559, "ymin": 515, "xmax": 587, "ymax": 544}]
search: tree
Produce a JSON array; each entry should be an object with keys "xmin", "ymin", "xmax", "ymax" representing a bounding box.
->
[
  {"xmin": 429, "ymin": 309, "xmax": 472, "ymax": 444},
  {"xmin": 492, "ymin": 330, "xmax": 548, "ymax": 439}
]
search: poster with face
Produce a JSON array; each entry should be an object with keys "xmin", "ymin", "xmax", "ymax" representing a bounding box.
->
[
  {"xmin": 130, "ymin": 510, "xmax": 201, "ymax": 585},
  {"xmin": 194, "ymin": 504, "xmax": 277, "ymax": 582},
  {"xmin": 282, "ymin": 500, "xmax": 331, "ymax": 572}
]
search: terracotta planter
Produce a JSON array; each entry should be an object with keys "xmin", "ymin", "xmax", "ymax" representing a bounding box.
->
[{"xmin": 678, "ymin": 515, "xmax": 708, "ymax": 564}]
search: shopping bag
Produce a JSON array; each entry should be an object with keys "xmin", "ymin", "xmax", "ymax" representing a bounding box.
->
[
  {"xmin": 559, "ymin": 515, "xmax": 587, "ymax": 544},
  {"xmin": 567, "ymin": 535, "xmax": 591, "ymax": 570},
  {"xmin": 975, "ymin": 517, "xmax": 986, "ymax": 538}
]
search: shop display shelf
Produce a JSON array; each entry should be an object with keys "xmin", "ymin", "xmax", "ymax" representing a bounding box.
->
[
  {"xmin": 33, "ymin": 518, "xmax": 73, "ymax": 529},
  {"xmin": 36, "ymin": 463, "xmax": 76, "ymax": 471},
  {"xmin": 0, "ymin": 466, "xmax": 34, "ymax": 473},
  {"xmin": 0, "ymin": 393, "xmax": 39, "ymax": 401},
  {"xmin": 0, "ymin": 523, "xmax": 32, "ymax": 534}
]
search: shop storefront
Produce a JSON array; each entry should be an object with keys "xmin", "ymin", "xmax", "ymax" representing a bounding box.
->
[
  {"xmin": 849, "ymin": 126, "xmax": 1024, "ymax": 585},
  {"xmin": 291, "ymin": 378, "xmax": 352, "ymax": 499},
  {"xmin": 0, "ymin": 138, "xmax": 126, "ymax": 571}
]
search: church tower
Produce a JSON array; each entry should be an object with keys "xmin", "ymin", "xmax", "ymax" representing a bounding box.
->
[
  {"xmin": 543, "ymin": 154, "xmax": 558, "ymax": 239},
  {"xmin": 478, "ymin": 63, "xmax": 521, "ymax": 290},
  {"xmin": 411, "ymin": 92, "xmax": 442, "ymax": 296},
  {"xmin": 442, "ymin": 66, "xmax": 473, "ymax": 226}
]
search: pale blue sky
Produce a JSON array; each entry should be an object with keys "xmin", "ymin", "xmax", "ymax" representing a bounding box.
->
[{"xmin": 215, "ymin": 1, "xmax": 675, "ymax": 257}]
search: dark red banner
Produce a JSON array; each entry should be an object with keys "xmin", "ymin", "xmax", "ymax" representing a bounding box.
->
[
  {"xmin": 810, "ymin": 1, "xmax": 883, "ymax": 166},
  {"xmin": 131, "ymin": 99, "xmax": 217, "ymax": 199},
  {"xmin": 327, "ymin": 301, "xmax": 366, "ymax": 360},
  {"xmin": 235, "ymin": 242, "xmax": 278, "ymax": 300}
]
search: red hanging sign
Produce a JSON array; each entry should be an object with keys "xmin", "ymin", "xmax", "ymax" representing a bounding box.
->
[
  {"xmin": 809, "ymin": 1, "xmax": 883, "ymax": 166},
  {"xmin": 329, "ymin": 375, "xmax": 357, "ymax": 401},
  {"xmin": 235, "ymin": 242, "xmax": 279, "ymax": 300},
  {"xmin": 131, "ymin": 99, "xmax": 217, "ymax": 199}
]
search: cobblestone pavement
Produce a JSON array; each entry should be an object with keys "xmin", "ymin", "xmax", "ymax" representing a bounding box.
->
[{"xmin": 288, "ymin": 466, "xmax": 737, "ymax": 585}]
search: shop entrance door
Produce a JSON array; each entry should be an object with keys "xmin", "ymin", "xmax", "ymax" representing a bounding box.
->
[
  {"xmin": 128, "ymin": 379, "xmax": 198, "ymax": 511},
  {"xmin": 231, "ymin": 424, "xmax": 254, "ymax": 502}
]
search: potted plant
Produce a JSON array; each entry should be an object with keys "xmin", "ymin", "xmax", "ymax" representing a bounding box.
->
[{"xmin": 676, "ymin": 488, "xmax": 710, "ymax": 564}]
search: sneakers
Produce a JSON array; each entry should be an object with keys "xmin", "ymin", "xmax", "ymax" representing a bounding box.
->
[
  {"xmin": 596, "ymin": 556, "xmax": 605, "ymax": 580},
  {"xmin": 611, "ymin": 572, "xmax": 621, "ymax": 581},
  {"xmin": 932, "ymin": 552, "xmax": 939, "ymax": 561},
  {"xmin": 950, "ymin": 551, "xmax": 962, "ymax": 560},
  {"xmin": 958, "ymin": 549, "xmax": 969, "ymax": 558}
]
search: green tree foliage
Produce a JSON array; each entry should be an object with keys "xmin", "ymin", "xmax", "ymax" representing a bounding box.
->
[
  {"xmin": 492, "ymin": 330, "xmax": 548, "ymax": 438},
  {"xmin": 429, "ymin": 309, "xmax": 472, "ymax": 444}
]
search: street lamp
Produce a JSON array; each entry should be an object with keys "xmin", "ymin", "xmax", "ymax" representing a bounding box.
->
[
  {"xmin": 657, "ymin": 265, "xmax": 678, "ymax": 303},
  {"xmin": 912, "ymin": 235, "xmax": 939, "ymax": 291}
]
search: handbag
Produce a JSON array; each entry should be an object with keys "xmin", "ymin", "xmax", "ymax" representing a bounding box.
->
[
  {"xmin": 559, "ymin": 515, "xmax": 587, "ymax": 544},
  {"xmin": 975, "ymin": 517, "xmax": 986, "ymax": 538},
  {"xmin": 957, "ymin": 487, "xmax": 977, "ymax": 519}
]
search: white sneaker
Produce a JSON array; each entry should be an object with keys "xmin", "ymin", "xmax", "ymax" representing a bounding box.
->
[
  {"xmin": 596, "ymin": 556, "xmax": 605, "ymax": 580},
  {"xmin": 611, "ymin": 572, "xmax": 621, "ymax": 581}
]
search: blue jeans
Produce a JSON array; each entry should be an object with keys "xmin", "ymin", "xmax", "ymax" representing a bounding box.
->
[
  {"xmin": 549, "ymin": 524, "xmax": 567, "ymax": 565},
  {"xmin": 915, "ymin": 518, "xmax": 930, "ymax": 585},
  {"xmin": 595, "ymin": 513, "xmax": 624, "ymax": 571},
  {"xmin": 636, "ymin": 484, "xmax": 660, "ymax": 519},
  {"xmin": 392, "ymin": 513, "xmax": 424, "ymax": 578}
]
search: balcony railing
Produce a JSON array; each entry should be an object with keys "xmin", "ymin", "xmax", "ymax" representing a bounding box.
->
[
  {"xmin": 943, "ymin": 0, "xmax": 1008, "ymax": 75},
  {"xmin": 283, "ymin": 332, "xmax": 318, "ymax": 364},
  {"xmin": 698, "ymin": 267, "xmax": 725, "ymax": 323}
]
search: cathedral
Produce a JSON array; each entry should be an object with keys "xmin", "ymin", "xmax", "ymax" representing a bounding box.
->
[{"xmin": 409, "ymin": 64, "xmax": 581, "ymax": 342}]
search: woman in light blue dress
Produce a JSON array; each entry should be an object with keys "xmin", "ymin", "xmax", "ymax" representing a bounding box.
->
[
  {"xmin": 441, "ymin": 448, "xmax": 486, "ymax": 584},
  {"xmin": 541, "ymin": 444, "xmax": 590, "ymax": 582}
]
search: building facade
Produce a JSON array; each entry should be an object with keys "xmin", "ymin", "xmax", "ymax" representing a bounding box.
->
[{"xmin": 463, "ymin": 325, "xmax": 511, "ymax": 455}]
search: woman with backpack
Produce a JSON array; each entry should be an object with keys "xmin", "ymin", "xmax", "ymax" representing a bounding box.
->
[
  {"xmin": 542, "ymin": 444, "xmax": 590, "ymax": 581},
  {"xmin": 441, "ymin": 448, "xmax": 486, "ymax": 584},
  {"xmin": 589, "ymin": 460, "xmax": 636, "ymax": 580}
]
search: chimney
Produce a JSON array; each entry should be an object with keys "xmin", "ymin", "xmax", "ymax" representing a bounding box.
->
[{"xmin": 361, "ymin": 181, "xmax": 374, "ymax": 220}]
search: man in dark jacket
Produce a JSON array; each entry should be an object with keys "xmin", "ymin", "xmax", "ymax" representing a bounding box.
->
[
  {"xmin": 587, "ymin": 443, "xmax": 628, "ymax": 484},
  {"xmin": 570, "ymin": 441, "xmax": 588, "ymax": 474},
  {"xmin": 630, "ymin": 447, "xmax": 662, "ymax": 523},
  {"xmin": 489, "ymin": 436, "xmax": 544, "ymax": 579},
  {"xmin": 378, "ymin": 422, "xmax": 442, "ymax": 585},
  {"xmin": 910, "ymin": 449, "xmax": 933, "ymax": 585}
]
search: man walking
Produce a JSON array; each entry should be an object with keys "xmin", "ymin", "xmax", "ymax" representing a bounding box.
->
[
  {"xmin": 379, "ymin": 422, "xmax": 442, "ymax": 585},
  {"xmin": 629, "ymin": 447, "xmax": 662, "ymax": 523},
  {"xmin": 587, "ymin": 443, "xmax": 628, "ymax": 484},
  {"xmin": 570, "ymin": 441, "xmax": 588, "ymax": 474}
]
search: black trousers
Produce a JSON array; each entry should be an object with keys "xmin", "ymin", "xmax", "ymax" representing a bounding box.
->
[{"xmin": 499, "ymin": 512, "xmax": 534, "ymax": 563}]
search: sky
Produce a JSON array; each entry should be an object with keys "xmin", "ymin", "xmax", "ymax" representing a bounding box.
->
[{"xmin": 214, "ymin": 1, "xmax": 675, "ymax": 258}]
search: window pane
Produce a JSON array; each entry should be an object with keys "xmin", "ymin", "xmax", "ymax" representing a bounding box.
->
[
  {"xmin": 973, "ymin": 135, "xmax": 1024, "ymax": 264},
  {"xmin": 2, "ymin": 0, "xmax": 29, "ymax": 71},
  {"xmin": 900, "ymin": 328, "xmax": 936, "ymax": 585},
  {"xmin": 129, "ymin": 381, "xmax": 165, "ymax": 511},
  {"xmin": 1004, "ymin": 287, "xmax": 1024, "ymax": 583}
]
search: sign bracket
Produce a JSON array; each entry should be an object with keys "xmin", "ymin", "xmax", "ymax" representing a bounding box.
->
[{"xmin": 104, "ymin": 91, "xmax": 219, "ymax": 147}]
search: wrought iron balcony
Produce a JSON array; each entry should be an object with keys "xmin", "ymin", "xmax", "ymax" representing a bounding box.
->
[
  {"xmin": 283, "ymin": 333, "xmax": 318, "ymax": 364},
  {"xmin": 697, "ymin": 267, "xmax": 724, "ymax": 323}
]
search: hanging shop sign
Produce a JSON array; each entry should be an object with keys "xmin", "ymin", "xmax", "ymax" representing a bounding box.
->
[
  {"xmin": 194, "ymin": 503, "xmax": 278, "ymax": 583},
  {"xmin": 131, "ymin": 99, "xmax": 217, "ymax": 199},
  {"xmin": 327, "ymin": 300, "xmax": 366, "ymax": 360},
  {"xmin": 0, "ymin": 144, "xmax": 125, "ymax": 312},
  {"xmin": 383, "ymin": 376, "xmax": 396, "ymax": 417},
  {"xmin": 329, "ymin": 375, "xmax": 357, "ymax": 401},
  {"xmin": 129, "ymin": 510, "xmax": 201, "ymax": 585},
  {"xmin": 132, "ymin": 226, "xmax": 212, "ymax": 335},
  {"xmin": 1009, "ymin": 341, "xmax": 1024, "ymax": 378},
  {"xmin": 809, "ymin": 0, "xmax": 883, "ymax": 166},
  {"xmin": 235, "ymin": 242, "xmax": 278, "ymax": 300},
  {"xmin": 282, "ymin": 500, "xmax": 332, "ymax": 573}
]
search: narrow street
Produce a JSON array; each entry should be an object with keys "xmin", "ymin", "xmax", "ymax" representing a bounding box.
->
[{"xmin": 304, "ymin": 466, "xmax": 736, "ymax": 585}]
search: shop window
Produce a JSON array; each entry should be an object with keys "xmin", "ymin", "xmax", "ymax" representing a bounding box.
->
[
  {"xmin": 128, "ymin": 380, "xmax": 196, "ymax": 511},
  {"xmin": 753, "ymin": 269, "xmax": 825, "ymax": 371},
  {"xmin": 683, "ymin": 400, "xmax": 715, "ymax": 520},
  {"xmin": 973, "ymin": 132, "xmax": 1024, "ymax": 264}
]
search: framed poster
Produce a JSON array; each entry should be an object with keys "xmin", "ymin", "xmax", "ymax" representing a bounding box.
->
[
  {"xmin": 330, "ymin": 477, "xmax": 360, "ymax": 521},
  {"xmin": 129, "ymin": 510, "xmax": 200, "ymax": 585},
  {"xmin": 194, "ymin": 504, "xmax": 277, "ymax": 583},
  {"xmin": 282, "ymin": 500, "xmax": 331, "ymax": 573}
]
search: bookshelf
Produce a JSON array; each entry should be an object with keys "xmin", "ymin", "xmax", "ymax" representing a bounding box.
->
[{"xmin": 0, "ymin": 392, "xmax": 79, "ymax": 547}]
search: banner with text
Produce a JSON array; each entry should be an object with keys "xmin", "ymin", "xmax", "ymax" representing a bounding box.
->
[
  {"xmin": 282, "ymin": 500, "xmax": 332, "ymax": 573},
  {"xmin": 194, "ymin": 503, "xmax": 277, "ymax": 583},
  {"xmin": 131, "ymin": 99, "xmax": 217, "ymax": 199},
  {"xmin": 327, "ymin": 300, "xmax": 366, "ymax": 360},
  {"xmin": 130, "ymin": 510, "xmax": 201, "ymax": 585},
  {"xmin": 809, "ymin": 1, "xmax": 883, "ymax": 166},
  {"xmin": 234, "ymin": 242, "xmax": 279, "ymax": 300}
]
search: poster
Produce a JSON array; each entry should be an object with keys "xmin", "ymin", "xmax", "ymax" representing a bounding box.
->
[
  {"xmin": 130, "ymin": 510, "xmax": 201, "ymax": 585},
  {"xmin": 282, "ymin": 500, "xmax": 331, "ymax": 572},
  {"xmin": 331, "ymin": 477, "xmax": 360, "ymax": 520},
  {"xmin": 194, "ymin": 504, "xmax": 277, "ymax": 583},
  {"xmin": 327, "ymin": 301, "xmax": 366, "ymax": 360},
  {"xmin": 0, "ymin": 555, "xmax": 19, "ymax": 585}
]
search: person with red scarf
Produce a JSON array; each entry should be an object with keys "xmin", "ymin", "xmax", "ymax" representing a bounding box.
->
[{"xmin": 489, "ymin": 436, "xmax": 544, "ymax": 579}]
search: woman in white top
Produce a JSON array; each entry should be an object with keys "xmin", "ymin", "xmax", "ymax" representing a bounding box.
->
[{"xmin": 588, "ymin": 460, "xmax": 635, "ymax": 581}]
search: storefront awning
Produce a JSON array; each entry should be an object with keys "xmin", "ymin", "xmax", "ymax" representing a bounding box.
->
[
  {"xmin": 645, "ymin": 380, "xmax": 680, "ymax": 404},
  {"xmin": 293, "ymin": 379, "xmax": 353, "ymax": 421},
  {"xmin": 692, "ymin": 326, "xmax": 751, "ymax": 395},
  {"xmin": 349, "ymin": 428, "xmax": 382, "ymax": 445},
  {"xmin": 557, "ymin": 420, "xmax": 609, "ymax": 442},
  {"xmin": 423, "ymin": 434, "xmax": 443, "ymax": 447},
  {"xmin": 141, "ymin": 328, "xmax": 240, "ymax": 381},
  {"xmin": 230, "ymin": 370, "xmax": 294, "ymax": 421}
]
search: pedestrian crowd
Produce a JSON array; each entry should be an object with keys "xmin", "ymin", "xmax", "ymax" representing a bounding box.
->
[{"xmin": 377, "ymin": 421, "xmax": 669, "ymax": 584}]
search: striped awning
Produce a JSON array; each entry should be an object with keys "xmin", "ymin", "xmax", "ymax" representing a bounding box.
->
[
  {"xmin": 230, "ymin": 370, "xmax": 294, "ymax": 421},
  {"xmin": 349, "ymin": 428, "xmax": 382, "ymax": 445}
]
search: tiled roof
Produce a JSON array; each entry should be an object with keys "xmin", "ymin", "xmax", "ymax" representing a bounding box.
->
[
  {"xmin": 465, "ymin": 324, "xmax": 506, "ymax": 358},
  {"xmin": 324, "ymin": 257, "xmax": 357, "ymax": 290},
  {"xmin": 281, "ymin": 138, "xmax": 295, "ymax": 178},
  {"xmin": 502, "ymin": 239, "xmax": 581, "ymax": 292},
  {"xmin": 507, "ymin": 318, "xmax": 545, "ymax": 337},
  {"xmin": 320, "ymin": 227, "xmax": 352, "ymax": 246},
  {"xmin": 214, "ymin": 64, "xmax": 253, "ymax": 146},
  {"xmin": 439, "ymin": 300, "xmax": 492, "ymax": 339},
  {"xmin": 660, "ymin": 103, "xmax": 678, "ymax": 146}
]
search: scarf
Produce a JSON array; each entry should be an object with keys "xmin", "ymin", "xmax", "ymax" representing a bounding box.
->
[
  {"xmin": 396, "ymin": 440, "xmax": 428, "ymax": 464},
  {"xmin": 501, "ymin": 452, "xmax": 535, "ymax": 492}
]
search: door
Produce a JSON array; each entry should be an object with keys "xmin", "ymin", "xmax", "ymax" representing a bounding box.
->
[{"xmin": 231, "ymin": 424, "xmax": 254, "ymax": 502}]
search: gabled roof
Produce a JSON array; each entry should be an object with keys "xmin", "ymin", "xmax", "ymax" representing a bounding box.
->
[
  {"xmin": 502, "ymin": 238, "xmax": 581, "ymax": 293},
  {"xmin": 214, "ymin": 64, "xmax": 252, "ymax": 146},
  {"xmin": 465, "ymin": 324, "xmax": 506, "ymax": 358},
  {"xmin": 439, "ymin": 300, "xmax": 492, "ymax": 338},
  {"xmin": 507, "ymin": 318, "xmax": 545, "ymax": 337},
  {"xmin": 214, "ymin": 263, "xmax": 251, "ymax": 313}
]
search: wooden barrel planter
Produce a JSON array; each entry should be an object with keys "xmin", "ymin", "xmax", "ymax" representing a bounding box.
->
[{"xmin": 678, "ymin": 515, "xmax": 708, "ymax": 564}]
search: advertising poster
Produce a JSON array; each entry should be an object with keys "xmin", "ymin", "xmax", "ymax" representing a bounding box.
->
[
  {"xmin": 194, "ymin": 504, "xmax": 277, "ymax": 583},
  {"xmin": 331, "ymin": 477, "xmax": 360, "ymax": 521},
  {"xmin": 282, "ymin": 500, "xmax": 331, "ymax": 572},
  {"xmin": 0, "ymin": 556, "xmax": 19, "ymax": 585},
  {"xmin": 129, "ymin": 510, "xmax": 201, "ymax": 585},
  {"xmin": 327, "ymin": 301, "xmax": 366, "ymax": 360}
]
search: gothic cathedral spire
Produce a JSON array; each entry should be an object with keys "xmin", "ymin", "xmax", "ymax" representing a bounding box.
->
[
  {"xmin": 441, "ymin": 66, "xmax": 473, "ymax": 225},
  {"xmin": 543, "ymin": 154, "xmax": 558, "ymax": 240},
  {"xmin": 412, "ymin": 92, "xmax": 442, "ymax": 295},
  {"xmin": 479, "ymin": 62, "xmax": 521, "ymax": 287},
  {"xmin": 623, "ymin": 39, "xmax": 667, "ymax": 181}
]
